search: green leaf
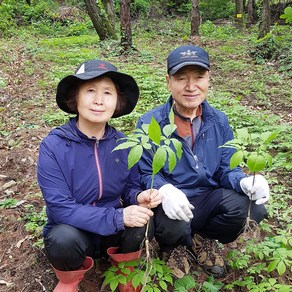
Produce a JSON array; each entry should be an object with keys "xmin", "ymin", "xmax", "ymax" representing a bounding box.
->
[
  {"xmin": 128, "ymin": 145, "xmax": 143, "ymax": 168},
  {"xmin": 162, "ymin": 124, "xmax": 176, "ymax": 137},
  {"xmin": 267, "ymin": 259, "xmax": 279, "ymax": 272},
  {"xmin": 117, "ymin": 273, "xmax": 127, "ymax": 284},
  {"xmin": 230, "ymin": 150, "xmax": 244, "ymax": 169},
  {"xmin": 148, "ymin": 117, "xmax": 161, "ymax": 145},
  {"xmin": 277, "ymin": 260, "xmax": 286, "ymax": 276},
  {"xmin": 170, "ymin": 138, "xmax": 183, "ymax": 159},
  {"xmin": 159, "ymin": 280, "xmax": 168, "ymax": 291},
  {"xmin": 152, "ymin": 147, "xmax": 167, "ymax": 175},
  {"xmin": 236, "ymin": 128, "xmax": 249, "ymax": 140},
  {"xmin": 132, "ymin": 273, "xmax": 142, "ymax": 288},
  {"xmin": 154, "ymin": 263, "xmax": 163, "ymax": 274},
  {"xmin": 169, "ymin": 107, "xmax": 175, "ymax": 124},
  {"xmin": 174, "ymin": 275, "xmax": 196, "ymax": 289},
  {"xmin": 262, "ymin": 152, "xmax": 273, "ymax": 168},
  {"xmin": 120, "ymin": 267, "xmax": 131, "ymax": 275},
  {"xmin": 141, "ymin": 123, "xmax": 149, "ymax": 134},
  {"xmin": 142, "ymin": 143, "xmax": 152, "ymax": 150},
  {"xmin": 133, "ymin": 128, "xmax": 144, "ymax": 134},
  {"xmin": 268, "ymin": 278, "xmax": 277, "ymax": 286},
  {"xmin": 113, "ymin": 141, "xmax": 138, "ymax": 151},
  {"xmin": 247, "ymin": 154, "xmax": 266, "ymax": 172},
  {"xmin": 110, "ymin": 279, "xmax": 119, "ymax": 291},
  {"xmin": 163, "ymin": 138, "xmax": 170, "ymax": 146},
  {"xmin": 163, "ymin": 274, "xmax": 173, "ymax": 284},
  {"xmin": 166, "ymin": 147, "xmax": 177, "ymax": 172},
  {"xmin": 141, "ymin": 135, "xmax": 149, "ymax": 144}
]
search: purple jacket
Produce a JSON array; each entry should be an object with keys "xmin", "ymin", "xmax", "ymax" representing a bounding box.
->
[{"xmin": 37, "ymin": 117, "xmax": 141, "ymax": 237}]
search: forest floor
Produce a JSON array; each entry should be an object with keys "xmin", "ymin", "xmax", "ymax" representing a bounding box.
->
[{"xmin": 0, "ymin": 27, "xmax": 291, "ymax": 292}]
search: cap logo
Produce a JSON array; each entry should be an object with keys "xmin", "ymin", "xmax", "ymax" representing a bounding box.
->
[
  {"xmin": 98, "ymin": 63, "xmax": 107, "ymax": 70},
  {"xmin": 180, "ymin": 50, "xmax": 198, "ymax": 58},
  {"xmin": 76, "ymin": 64, "xmax": 85, "ymax": 74}
]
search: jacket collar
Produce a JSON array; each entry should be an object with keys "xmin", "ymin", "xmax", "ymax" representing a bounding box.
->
[{"xmin": 51, "ymin": 117, "xmax": 117, "ymax": 142}]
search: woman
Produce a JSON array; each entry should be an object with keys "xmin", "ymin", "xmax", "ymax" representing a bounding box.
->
[{"xmin": 37, "ymin": 59, "xmax": 161, "ymax": 291}]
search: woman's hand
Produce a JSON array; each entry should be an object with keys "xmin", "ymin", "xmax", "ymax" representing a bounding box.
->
[
  {"xmin": 123, "ymin": 205, "xmax": 154, "ymax": 227},
  {"xmin": 137, "ymin": 189, "xmax": 162, "ymax": 209}
]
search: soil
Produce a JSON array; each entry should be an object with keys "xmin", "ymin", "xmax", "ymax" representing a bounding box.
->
[{"xmin": 0, "ymin": 41, "xmax": 291, "ymax": 292}]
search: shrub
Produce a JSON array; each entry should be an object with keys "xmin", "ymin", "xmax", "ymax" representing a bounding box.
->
[{"xmin": 200, "ymin": 0, "xmax": 235, "ymax": 21}]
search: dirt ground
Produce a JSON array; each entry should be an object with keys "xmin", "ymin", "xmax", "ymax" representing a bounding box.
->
[{"xmin": 0, "ymin": 47, "xmax": 291, "ymax": 292}]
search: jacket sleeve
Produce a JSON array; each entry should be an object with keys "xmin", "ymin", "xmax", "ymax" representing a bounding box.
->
[
  {"xmin": 121, "ymin": 164, "xmax": 143, "ymax": 206},
  {"xmin": 37, "ymin": 139, "xmax": 125, "ymax": 236},
  {"xmin": 213, "ymin": 120, "xmax": 246, "ymax": 193}
]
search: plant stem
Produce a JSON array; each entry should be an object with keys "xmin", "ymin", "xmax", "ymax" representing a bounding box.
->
[
  {"xmin": 144, "ymin": 174, "xmax": 155, "ymax": 261},
  {"xmin": 247, "ymin": 173, "xmax": 256, "ymax": 219}
]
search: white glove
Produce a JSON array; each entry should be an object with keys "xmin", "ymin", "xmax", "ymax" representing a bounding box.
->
[
  {"xmin": 240, "ymin": 175, "xmax": 270, "ymax": 205},
  {"xmin": 159, "ymin": 184, "xmax": 194, "ymax": 222}
]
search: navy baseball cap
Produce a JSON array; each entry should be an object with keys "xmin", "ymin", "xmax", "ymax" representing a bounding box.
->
[
  {"xmin": 56, "ymin": 59, "xmax": 139, "ymax": 118},
  {"xmin": 167, "ymin": 45, "xmax": 210, "ymax": 75}
]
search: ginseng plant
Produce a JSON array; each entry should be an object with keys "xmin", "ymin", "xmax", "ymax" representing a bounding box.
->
[
  {"xmin": 221, "ymin": 127, "xmax": 278, "ymax": 237},
  {"xmin": 111, "ymin": 108, "xmax": 182, "ymax": 289}
]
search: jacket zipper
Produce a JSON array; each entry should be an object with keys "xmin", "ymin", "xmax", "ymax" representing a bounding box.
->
[
  {"xmin": 189, "ymin": 122, "xmax": 200, "ymax": 170},
  {"xmin": 193, "ymin": 155, "xmax": 199, "ymax": 169},
  {"xmin": 94, "ymin": 140, "xmax": 103, "ymax": 201}
]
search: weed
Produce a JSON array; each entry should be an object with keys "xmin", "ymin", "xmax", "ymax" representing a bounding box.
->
[
  {"xmin": 0, "ymin": 198, "xmax": 19, "ymax": 209},
  {"xmin": 21, "ymin": 204, "xmax": 47, "ymax": 237}
]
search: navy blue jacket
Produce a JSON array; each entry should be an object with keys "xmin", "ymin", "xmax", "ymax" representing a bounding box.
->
[
  {"xmin": 37, "ymin": 118, "xmax": 141, "ymax": 237},
  {"xmin": 136, "ymin": 97, "xmax": 246, "ymax": 197}
]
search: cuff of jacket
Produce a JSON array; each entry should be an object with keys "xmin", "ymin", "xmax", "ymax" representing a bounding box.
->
[
  {"xmin": 236, "ymin": 177, "xmax": 246, "ymax": 194},
  {"xmin": 115, "ymin": 208, "xmax": 125, "ymax": 231}
]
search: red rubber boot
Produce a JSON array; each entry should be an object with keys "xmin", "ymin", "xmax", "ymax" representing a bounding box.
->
[
  {"xmin": 107, "ymin": 247, "xmax": 142, "ymax": 292},
  {"xmin": 52, "ymin": 257, "xmax": 94, "ymax": 292}
]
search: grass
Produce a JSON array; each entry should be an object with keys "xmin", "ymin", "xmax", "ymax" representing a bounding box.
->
[{"xmin": 0, "ymin": 14, "xmax": 291, "ymax": 291}]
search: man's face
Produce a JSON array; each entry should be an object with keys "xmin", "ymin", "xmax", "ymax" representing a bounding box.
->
[{"xmin": 166, "ymin": 65, "xmax": 209, "ymax": 118}]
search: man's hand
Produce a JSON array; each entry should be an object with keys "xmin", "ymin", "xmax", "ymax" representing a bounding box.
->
[
  {"xmin": 123, "ymin": 205, "xmax": 153, "ymax": 227},
  {"xmin": 159, "ymin": 184, "xmax": 194, "ymax": 222},
  {"xmin": 137, "ymin": 189, "xmax": 162, "ymax": 209},
  {"xmin": 240, "ymin": 175, "xmax": 270, "ymax": 205}
]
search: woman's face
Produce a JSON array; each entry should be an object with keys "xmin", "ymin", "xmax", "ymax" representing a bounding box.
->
[{"xmin": 76, "ymin": 77, "xmax": 118, "ymax": 128}]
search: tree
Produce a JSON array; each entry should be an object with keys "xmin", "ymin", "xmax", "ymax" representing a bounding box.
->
[
  {"xmin": 120, "ymin": 0, "xmax": 133, "ymax": 52},
  {"xmin": 246, "ymin": 0, "xmax": 256, "ymax": 27},
  {"xmin": 84, "ymin": 0, "xmax": 117, "ymax": 40},
  {"xmin": 258, "ymin": 0, "xmax": 271, "ymax": 39},
  {"xmin": 102, "ymin": 0, "xmax": 115, "ymax": 29},
  {"xmin": 235, "ymin": 0, "xmax": 244, "ymax": 28},
  {"xmin": 191, "ymin": 0, "xmax": 201, "ymax": 44}
]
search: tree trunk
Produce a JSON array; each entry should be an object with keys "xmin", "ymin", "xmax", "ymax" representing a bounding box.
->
[
  {"xmin": 120, "ymin": 0, "xmax": 133, "ymax": 52},
  {"xmin": 235, "ymin": 0, "xmax": 244, "ymax": 28},
  {"xmin": 102, "ymin": 0, "xmax": 115, "ymax": 29},
  {"xmin": 84, "ymin": 0, "xmax": 116, "ymax": 41},
  {"xmin": 258, "ymin": 0, "xmax": 271, "ymax": 39},
  {"xmin": 246, "ymin": 0, "xmax": 256, "ymax": 28},
  {"xmin": 191, "ymin": 0, "xmax": 200, "ymax": 36}
]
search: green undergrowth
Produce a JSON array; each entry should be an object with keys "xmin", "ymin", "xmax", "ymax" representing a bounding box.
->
[{"xmin": 0, "ymin": 15, "xmax": 291, "ymax": 291}]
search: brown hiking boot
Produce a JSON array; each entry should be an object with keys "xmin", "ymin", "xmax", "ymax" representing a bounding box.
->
[
  {"xmin": 192, "ymin": 234, "xmax": 226, "ymax": 278},
  {"xmin": 161, "ymin": 246, "xmax": 191, "ymax": 279}
]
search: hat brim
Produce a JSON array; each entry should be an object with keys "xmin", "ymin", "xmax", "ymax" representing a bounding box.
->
[
  {"xmin": 56, "ymin": 71, "xmax": 139, "ymax": 118},
  {"xmin": 169, "ymin": 61, "xmax": 209, "ymax": 75}
]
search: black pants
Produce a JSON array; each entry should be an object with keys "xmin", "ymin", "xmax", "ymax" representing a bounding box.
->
[
  {"xmin": 44, "ymin": 224, "xmax": 147, "ymax": 271},
  {"xmin": 45, "ymin": 188, "xmax": 267, "ymax": 270},
  {"xmin": 153, "ymin": 188, "xmax": 267, "ymax": 251}
]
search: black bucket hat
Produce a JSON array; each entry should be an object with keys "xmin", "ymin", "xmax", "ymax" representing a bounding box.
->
[{"xmin": 56, "ymin": 59, "xmax": 139, "ymax": 118}]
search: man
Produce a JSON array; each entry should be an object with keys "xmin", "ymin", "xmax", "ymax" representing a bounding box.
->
[{"xmin": 137, "ymin": 45, "xmax": 269, "ymax": 278}]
